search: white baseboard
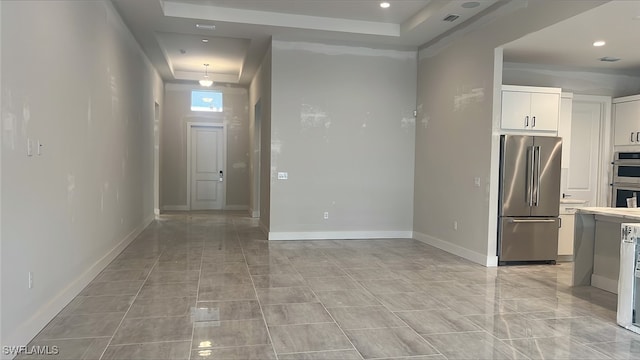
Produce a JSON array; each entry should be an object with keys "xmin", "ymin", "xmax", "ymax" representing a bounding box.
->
[
  {"xmin": 413, "ymin": 231, "xmax": 497, "ymax": 267},
  {"xmin": 248, "ymin": 208, "xmax": 260, "ymax": 218},
  {"xmin": 2, "ymin": 215, "xmax": 154, "ymax": 357},
  {"xmin": 162, "ymin": 205, "xmax": 188, "ymax": 211},
  {"xmin": 268, "ymin": 231, "xmax": 413, "ymax": 241},
  {"xmin": 591, "ymin": 274, "xmax": 618, "ymax": 294},
  {"xmin": 224, "ymin": 205, "xmax": 249, "ymax": 211}
]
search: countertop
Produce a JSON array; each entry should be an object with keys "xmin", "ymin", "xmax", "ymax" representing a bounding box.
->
[{"xmin": 576, "ymin": 207, "xmax": 640, "ymax": 221}]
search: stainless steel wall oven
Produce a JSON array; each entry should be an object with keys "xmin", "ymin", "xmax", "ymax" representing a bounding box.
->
[{"xmin": 612, "ymin": 152, "xmax": 640, "ymax": 207}]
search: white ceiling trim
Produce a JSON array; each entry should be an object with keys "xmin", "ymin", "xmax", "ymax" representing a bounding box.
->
[
  {"xmin": 173, "ymin": 70, "xmax": 239, "ymax": 83},
  {"xmin": 162, "ymin": 1, "xmax": 401, "ymax": 37},
  {"xmin": 273, "ymin": 40, "xmax": 416, "ymax": 60}
]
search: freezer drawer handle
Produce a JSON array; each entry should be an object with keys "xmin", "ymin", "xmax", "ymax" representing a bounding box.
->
[{"xmin": 507, "ymin": 219, "xmax": 556, "ymax": 223}]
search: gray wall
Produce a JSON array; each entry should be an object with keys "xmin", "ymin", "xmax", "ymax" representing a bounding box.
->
[
  {"xmin": 503, "ymin": 62, "xmax": 640, "ymax": 98},
  {"xmin": 249, "ymin": 46, "xmax": 272, "ymax": 231},
  {"xmin": 269, "ymin": 40, "xmax": 416, "ymax": 235},
  {"xmin": 414, "ymin": 0, "xmax": 606, "ymax": 265},
  {"xmin": 1, "ymin": 0, "xmax": 163, "ymax": 348},
  {"xmin": 161, "ymin": 84, "xmax": 250, "ymax": 209}
]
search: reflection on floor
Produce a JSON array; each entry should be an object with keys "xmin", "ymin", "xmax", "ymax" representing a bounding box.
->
[{"xmin": 21, "ymin": 212, "xmax": 639, "ymax": 359}]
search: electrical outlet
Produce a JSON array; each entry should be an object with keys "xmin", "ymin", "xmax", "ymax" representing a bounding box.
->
[
  {"xmin": 323, "ymin": 211, "xmax": 329, "ymax": 220},
  {"xmin": 453, "ymin": 221, "xmax": 458, "ymax": 231},
  {"xmin": 277, "ymin": 172, "xmax": 288, "ymax": 180},
  {"xmin": 28, "ymin": 272, "xmax": 33, "ymax": 289},
  {"xmin": 474, "ymin": 177, "xmax": 481, "ymax": 187}
]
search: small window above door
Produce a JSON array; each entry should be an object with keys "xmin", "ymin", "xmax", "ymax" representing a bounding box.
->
[{"xmin": 191, "ymin": 90, "xmax": 223, "ymax": 112}]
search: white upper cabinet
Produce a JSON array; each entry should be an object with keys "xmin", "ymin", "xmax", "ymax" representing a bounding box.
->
[
  {"xmin": 613, "ymin": 95, "xmax": 640, "ymax": 146},
  {"xmin": 501, "ymin": 85, "xmax": 561, "ymax": 133}
]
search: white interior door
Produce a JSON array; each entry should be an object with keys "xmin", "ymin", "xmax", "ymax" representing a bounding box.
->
[
  {"xmin": 563, "ymin": 101, "xmax": 602, "ymax": 206},
  {"xmin": 190, "ymin": 126, "xmax": 224, "ymax": 210}
]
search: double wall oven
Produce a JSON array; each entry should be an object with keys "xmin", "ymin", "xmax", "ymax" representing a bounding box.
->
[{"xmin": 612, "ymin": 152, "xmax": 640, "ymax": 207}]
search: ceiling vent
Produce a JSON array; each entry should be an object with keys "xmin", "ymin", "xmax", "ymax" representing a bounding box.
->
[
  {"xmin": 599, "ymin": 56, "xmax": 621, "ymax": 62},
  {"xmin": 443, "ymin": 14, "xmax": 460, "ymax": 22}
]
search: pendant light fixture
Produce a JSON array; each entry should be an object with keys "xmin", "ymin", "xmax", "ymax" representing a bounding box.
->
[{"xmin": 199, "ymin": 63, "xmax": 213, "ymax": 87}]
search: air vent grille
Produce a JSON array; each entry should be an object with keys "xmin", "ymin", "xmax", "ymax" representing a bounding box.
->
[
  {"xmin": 599, "ymin": 56, "xmax": 621, "ymax": 62},
  {"xmin": 443, "ymin": 14, "xmax": 460, "ymax": 22}
]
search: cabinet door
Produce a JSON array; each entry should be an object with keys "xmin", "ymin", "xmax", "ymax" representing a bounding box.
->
[
  {"xmin": 557, "ymin": 96, "xmax": 572, "ymax": 168},
  {"xmin": 558, "ymin": 214, "xmax": 575, "ymax": 256},
  {"xmin": 530, "ymin": 93, "xmax": 560, "ymax": 131},
  {"xmin": 501, "ymin": 91, "xmax": 531, "ymax": 130},
  {"xmin": 614, "ymin": 100, "xmax": 640, "ymax": 146}
]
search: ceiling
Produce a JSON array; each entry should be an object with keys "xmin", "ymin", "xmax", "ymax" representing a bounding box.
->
[
  {"xmin": 112, "ymin": 1, "xmax": 640, "ymax": 87},
  {"xmin": 111, "ymin": 0, "xmax": 501, "ymax": 85},
  {"xmin": 503, "ymin": 1, "xmax": 640, "ymax": 73}
]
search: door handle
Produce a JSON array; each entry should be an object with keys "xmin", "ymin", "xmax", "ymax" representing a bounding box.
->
[
  {"xmin": 525, "ymin": 116, "xmax": 529, "ymax": 127},
  {"xmin": 534, "ymin": 146, "xmax": 540, "ymax": 206},
  {"xmin": 528, "ymin": 146, "xmax": 535, "ymax": 206},
  {"xmin": 636, "ymin": 132, "xmax": 639, "ymax": 143},
  {"xmin": 508, "ymin": 219, "xmax": 557, "ymax": 223},
  {"xmin": 532, "ymin": 116, "xmax": 536, "ymax": 128},
  {"xmin": 632, "ymin": 132, "xmax": 635, "ymax": 143},
  {"xmin": 219, "ymin": 170, "xmax": 224, "ymax": 182}
]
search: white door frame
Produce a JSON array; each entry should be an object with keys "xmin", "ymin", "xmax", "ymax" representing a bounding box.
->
[
  {"xmin": 251, "ymin": 100, "xmax": 262, "ymax": 218},
  {"xmin": 186, "ymin": 122, "xmax": 226, "ymax": 210},
  {"xmin": 572, "ymin": 94, "xmax": 612, "ymax": 207}
]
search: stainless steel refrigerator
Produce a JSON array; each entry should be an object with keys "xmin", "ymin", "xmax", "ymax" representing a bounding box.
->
[{"xmin": 498, "ymin": 135, "xmax": 562, "ymax": 264}]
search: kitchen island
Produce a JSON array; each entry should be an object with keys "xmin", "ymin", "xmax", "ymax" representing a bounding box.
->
[{"xmin": 573, "ymin": 207, "xmax": 640, "ymax": 293}]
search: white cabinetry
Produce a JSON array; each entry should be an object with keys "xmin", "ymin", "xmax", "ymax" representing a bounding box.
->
[
  {"xmin": 501, "ymin": 85, "xmax": 561, "ymax": 132},
  {"xmin": 558, "ymin": 201, "xmax": 587, "ymax": 258},
  {"xmin": 557, "ymin": 93, "xmax": 573, "ymax": 168},
  {"xmin": 613, "ymin": 95, "xmax": 640, "ymax": 146}
]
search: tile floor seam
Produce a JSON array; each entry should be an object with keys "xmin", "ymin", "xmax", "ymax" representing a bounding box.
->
[
  {"xmin": 188, "ymin": 231, "xmax": 206, "ymax": 358},
  {"xmin": 234, "ymin": 217, "xmax": 280, "ymax": 360},
  {"xmin": 291, "ymin": 262, "xmax": 366, "ymax": 360},
  {"xmin": 266, "ymin": 321, "xmax": 338, "ymax": 327},
  {"xmin": 96, "ymin": 255, "xmax": 161, "ymax": 360},
  {"xmin": 338, "ymin": 262, "xmax": 446, "ymax": 358}
]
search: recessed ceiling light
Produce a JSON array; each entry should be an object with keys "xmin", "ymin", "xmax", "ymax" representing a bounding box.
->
[
  {"xmin": 461, "ymin": 1, "xmax": 480, "ymax": 8},
  {"xmin": 593, "ymin": 40, "xmax": 606, "ymax": 47},
  {"xmin": 380, "ymin": 2, "xmax": 390, "ymax": 9},
  {"xmin": 202, "ymin": 39, "xmax": 209, "ymax": 43},
  {"xmin": 196, "ymin": 24, "xmax": 216, "ymax": 31}
]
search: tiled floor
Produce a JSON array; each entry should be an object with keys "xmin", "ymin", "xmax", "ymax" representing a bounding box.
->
[{"xmin": 21, "ymin": 212, "xmax": 640, "ymax": 359}]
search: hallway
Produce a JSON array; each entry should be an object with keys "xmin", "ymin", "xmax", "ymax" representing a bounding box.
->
[{"xmin": 21, "ymin": 212, "xmax": 637, "ymax": 359}]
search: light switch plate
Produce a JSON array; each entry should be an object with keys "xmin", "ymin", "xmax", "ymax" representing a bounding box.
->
[{"xmin": 277, "ymin": 172, "xmax": 288, "ymax": 180}]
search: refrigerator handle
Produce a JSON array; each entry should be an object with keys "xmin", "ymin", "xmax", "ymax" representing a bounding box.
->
[
  {"xmin": 528, "ymin": 146, "xmax": 535, "ymax": 206},
  {"xmin": 535, "ymin": 146, "xmax": 541, "ymax": 206}
]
